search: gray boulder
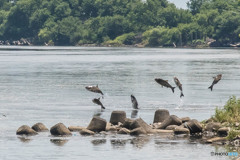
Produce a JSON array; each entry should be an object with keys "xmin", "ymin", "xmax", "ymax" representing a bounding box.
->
[
  {"xmin": 50, "ymin": 123, "xmax": 72, "ymax": 136},
  {"xmin": 205, "ymin": 122, "xmax": 221, "ymax": 132},
  {"xmin": 80, "ymin": 128, "xmax": 95, "ymax": 135},
  {"xmin": 68, "ymin": 126, "xmax": 85, "ymax": 132},
  {"xmin": 87, "ymin": 116, "xmax": 107, "ymax": 132},
  {"xmin": 16, "ymin": 125, "xmax": 38, "ymax": 136},
  {"xmin": 165, "ymin": 125, "xmax": 178, "ymax": 130},
  {"xmin": 153, "ymin": 109, "xmax": 170, "ymax": 123},
  {"xmin": 185, "ymin": 119, "xmax": 202, "ymax": 134},
  {"xmin": 110, "ymin": 111, "xmax": 126, "ymax": 125},
  {"xmin": 32, "ymin": 123, "xmax": 48, "ymax": 132},
  {"xmin": 157, "ymin": 115, "xmax": 182, "ymax": 129},
  {"xmin": 174, "ymin": 127, "xmax": 190, "ymax": 135},
  {"xmin": 130, "ymin": 118, "xmax": 154, "ymax": 133},
  {"xmin": 181, "ymin": 117, "xmax": 191, "ymax": 123},
  {"xmin": 122, "ymin": 118, "xmax": 134, "ymax": 129},
  {"xmin": 130, "ymin": 127, "xmax": 147, "ymax": 136},
  {"xmin": 117, "ymin": 128, "xmax": 131, "ymax": 134}
]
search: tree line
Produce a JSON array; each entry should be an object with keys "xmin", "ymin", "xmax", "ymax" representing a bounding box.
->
[{"xmin": 0, "ymin": 0, "xmax": 239, "ymax": 46}]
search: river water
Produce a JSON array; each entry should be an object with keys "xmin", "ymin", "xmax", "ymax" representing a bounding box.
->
[{"xmin": 0, "ymin": 46, "xmax": 239, "ymax": 160}]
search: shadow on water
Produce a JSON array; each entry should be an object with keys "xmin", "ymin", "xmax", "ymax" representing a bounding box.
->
[
  {"xmin": 18, "ymin": 137, "xmax": 32, "ymax": 143},
  {"xmin": 93, "ymin": 109, "xmax": 104, "ymax": 117},
  {"xmin": 50, "ymin": 139, "xmax": 69, "ymax": 146},
  {"xmin": 110, "ymin": 139, "xmax": 128, "ymax": 149},
  {"xmin": 131, "ymin": 110, "xmax": 138, "ymax": 118}
]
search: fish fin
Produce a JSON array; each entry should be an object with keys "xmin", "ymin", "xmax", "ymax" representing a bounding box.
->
[
  {"xmin": 101, "ymin": 105, "xmax": 105, "ymax": 109},
  {"xmin": 180, "ymin": 92, "xmax": 184, "ymax": 98},
  {"xmin": 98, "ymin": 97, "xmax": 100, "ymax": 100},
  {"xmin": 165, "ymin": 80, "xmax": 168, "ymax": 82},
  {"xmin": 171, "ymin": 87, "xmax": 175, "ymax": 93},
  {"xmin": 208, "ymin": 85, "xmax": 213, "ymax": 91}
]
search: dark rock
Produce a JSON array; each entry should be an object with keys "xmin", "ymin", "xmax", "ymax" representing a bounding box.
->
[
  {"xmin": 110, "ymin": 111, "xmax": 126, "ymax": 125},
  {"xmin": 68, "ymin": 126, "xmax": 85, "ymax": 132},
  {"xmin": 117, "ymin": 128, "xmax": 131, "ymax": 134},
  {"xmin": 50, "ymin": 123, "xmax": 72, "ymax": 136},
  {"xmin": 87, "ymin": 116, "xmax": 107, "ymax": 132},
  {"xmin": 32, "ymin": 123, "xmax": 48, "ymax": 132},
  {"xmin": 130, "ymin": 127, "xmax": 147, "ymax": 136},
  {"xmin": 205, "ymin": 122, "xmax": 221, "ymax": 132},
  {"xmin": 157, "ymin": 115, "xmax": 182, "ymax": 129},
  {"xmin": 217, "ymin": 127, "xmax": 229, "ymax": 137},
  {"xmin": 153, "ymin": 109, "xmax": 170, "ymax": 123},
  {"xmin": 185, "ymin": 119, "xmax": 202, "ymax": 134},
  {"xmin": 181, "ymin": 117, "xmax": 191, "ymax": 123},
  {"xmin": 80, "ymin": 128, "xmax": 95, "ymax": 135},
  {"xmin": 16, "ymin": 125, "xmax": 38, "ymax": 136},
  {"xmin": 174, "ymin": 127, "xmax": 190, "ymax": 135},
  {"xmin": 166, "ymin": 125, "xmax": 178, "ymax": 130},
  {"xmin": 130, "ymin": 118, "xmax": 154, "ymax": 133},
  {"xmin": 122, "ymin": 118, "xmax": 134, "ymax": 129}
]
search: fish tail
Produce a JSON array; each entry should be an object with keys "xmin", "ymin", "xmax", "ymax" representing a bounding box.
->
[
  {"xmin": 180, "ymin": 92, "xmax": 184, "ymax": 98},
  {"xmin": 171, "ymin": 87, "xmax": 175, "ymax": 93},
  {"xmin": 101, "ymin": 105, "xmax": 105, "ymax": 109},
  {"xmin": 208, "ymin": 85, "xmax": 213, "ymax": 91}
]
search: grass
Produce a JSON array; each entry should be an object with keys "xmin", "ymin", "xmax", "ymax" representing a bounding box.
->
[{"xmin": 213, "ymin": 96, "xmax": 240, "ymax": 140}]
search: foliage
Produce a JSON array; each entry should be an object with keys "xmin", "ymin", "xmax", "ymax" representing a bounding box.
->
[
  {"xmin": 214, "ymin": 96, "xmax": 240, "ymax": 123},
  {"xmin": 0, "ymin": 0, "xmax": 239, "ymax": 46}
]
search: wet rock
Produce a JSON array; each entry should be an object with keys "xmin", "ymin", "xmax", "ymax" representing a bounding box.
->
[
  {"xmin": 32, "ymin": 123, "xmax": 48, "ymax": 132},
  {"xmin": 130, "ymin": 127, "xmax": 147, "ymax": 136},
  {"xmin": 106, "ymin": 122, "xmax": 117, "ymax": 132},
  {"xmin": 181, "ymin": 117, "xmax": 191, "ymax": 123},
  {"xmin": 122, "ymin": 118, "xmax": 134, "ymax": 129},
  {"xmin": 217, "ymin": 127, "xmax": 229, "ymax": 137},
  {"xmin": 87, "ymin": 116, "xmax": 107, "ymax": 132},
  {"xmin": 50, "ymin": 123, "xmax": 72, "ymax": 136},
  {"xmin": 153, "ymin": 109, "xmax": 170, "ymax": 123},
  {"xmin": 68, "ymin": 126, "xmax": 85, "ymax": 132},
  {"xmin": 166, "ymin": 125, "xmax": 178, "ymax": 130},
  {"xmin": 130, "ymin": 118, "xmax": 154, "ymax": 133},
  {"xmin": 16, "ymin": 125, "xmax": 38, "ymax": 136},
  {"xmin": 110, "ymin": 111, "xmax": 126, "ymax": 125},
  {"xmin": 174, "ymin": 127, "xmax": 190, "ymax": 135},
  {"xmin": 157, "ymin": 115, "xmax": 182, "ymax": 129},
  {"xmin": 117, "ymin": 128, "xmax": 131, "ymax": 134},
  {"xmin": 151, "ymin": 123, "xmax": 162, "ymax": 129},
  {"xmin": 205, "ymin": 122, "xmax": 221, "ymax": 132},
  {"xmin": 206, "ymin": 137, "xmax": 227, "ymax": 143},
  {"xmin": 154, "ymin": 129, "xmax": 174, "ymax": 134},
  {"xmin": 80, "ymin": 128, "xmax": 95, "ymax": 135},
  {"xmin": 185, "ymin": 119, "xmax": 202, "ymax": 134}
]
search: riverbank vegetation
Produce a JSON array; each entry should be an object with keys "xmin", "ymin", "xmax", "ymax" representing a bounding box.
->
[{"xmin": 0, "ymin": 0, "xmax": 240, "ymax": 46}]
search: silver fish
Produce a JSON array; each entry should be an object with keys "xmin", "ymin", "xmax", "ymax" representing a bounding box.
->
[
  {"xmin": 155, "ymin": 78, "xmax": 175, "ymax": 93},
  {"xmin": 85, "ymin": 85, "xmax": 104, "ymax": 95},
  {"xmin": 92, "ymin": 98, "xmax": 105, "ymax": 109},
  {"xmin": 174, "ymin": 77, "xmax": 184, "ymax": 98},
  {"xmin": 208, "ymin": 74, "xmax": 222, "ymax": 91},
  {"xmin": 131, "ymin": 95, "xmax": 139, "ymax": 109}
]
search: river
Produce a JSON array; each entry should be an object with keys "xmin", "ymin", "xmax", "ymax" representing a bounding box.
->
[{"xmin": 0, "ymin": 46, "xmax": 239, "ymax": 160}]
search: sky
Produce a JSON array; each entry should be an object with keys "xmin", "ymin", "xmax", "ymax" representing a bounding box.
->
[{"xmin": 168, "ymin": 0, "xmax": 189, "ymax": 9}]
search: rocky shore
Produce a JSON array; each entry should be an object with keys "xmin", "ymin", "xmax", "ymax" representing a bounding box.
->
[{"xmin": 16, "ymin": 109, "xmax": 240, "ymax": 147}]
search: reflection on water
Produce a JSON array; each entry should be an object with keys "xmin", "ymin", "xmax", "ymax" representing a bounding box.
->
[
  {"xmin": 91, "ymin": 139, "xmax": 107, "ymax": 145},
  {"xmin": 18, "ymin": 137, "xmax": 32, "ymax": 143},
  {"xmin": 110, "ymin": 139, "xmax": 128, "ymax": 149},
  {"xmin": 131, "ymin": 110, "xmax": 138, "ymax": 118},
  {"xmin": 50, "ymin": 139, "xmax": 69, "ymax": 146},
  {"xmin": 130, "ymin": 136, "xmax": 150, "ymax": 149}
]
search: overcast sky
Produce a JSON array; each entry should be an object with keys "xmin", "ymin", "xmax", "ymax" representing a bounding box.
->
[{"xmin": 168, "ymin": 0, "xmax": 188, "ymax": 9}]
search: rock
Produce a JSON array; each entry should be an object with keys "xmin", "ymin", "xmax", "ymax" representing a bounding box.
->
[
  {"xmin": 130, "ymin": 118, "xmax": 154, "ymax": 133},
  {"xmin": 87, "ymin": 116, "xmax": 107, "ymax": 132},
  {"xmin": 50, "ymin": 123, "xmax": 72, "ymax": 136},
  {"xmin": 151, "ymin": 123, "xmax": 162, "ymax": 129},
  {"xmin": 206, "ymin": 137, "xmax": 227, "ymax": 143},
  {"xmin": 106, "ymin": 122, "xmax": 117, "ymax": 132},
  {"xmin": 205, "ymin": 122, "xmax": 221, "ymax": 132},
  {"xmin": 117, "ymin": 128, "xmax": 131, "ymax": 134},
  {"xmin": 185, "ymin": 119, "xmax": 202, "ymax": 134},
  {"xmin": 130, "ymin": 127, "xmax": 147, "ymax": 136},
  {"xmin": 122, "ymin": 118, "xmax": 134, "ymax": 129},
  {"xmin": 157, "ymin": 115, "xmax": 182, "ymax": 129},
  {"xmin": 181, "ymin": 117, "xmax": 191, "ymax": 123},
  {"xmin": 16, "ymin": 125, "xmax": 38, "ymax": 136},
  {"xmin": 166, "ymin": 125, "xmax": 178, "ymax": 130},
  {"xmin": 217, "ymin": 127, "xmax": 229, "ymax": 137},
  {"xmin": 174, "ymin": 127, "xmax": 190, "ymax": 135},
  {"xmin": 153, "ymin": 109, "xmax": 170, "ymax": 123},
  {"xmin": 110, "ymin": 111, "xmax": 126, "ymax": 125},
  {"xmin": 153, "ymin": 129, "xmax": 174, "ymax": 134},
  {"xmin": 31, "ymin": 123, "xmax": 48, "ymax": 132},
  {"xmin": 68, "ymin": 126, "xmax": 85, "ymax": 132},
  {"xmin": 80, "ymin": 128, "xmax": 95, "ymax": 135},
  {"xmin": 235, "ymin": 122, "xmax": 240, "ymax": 127}
]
